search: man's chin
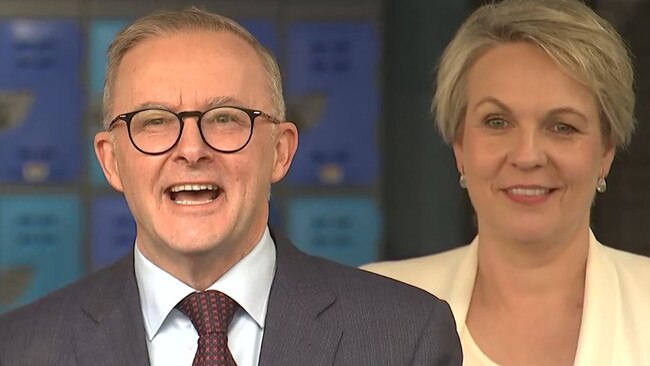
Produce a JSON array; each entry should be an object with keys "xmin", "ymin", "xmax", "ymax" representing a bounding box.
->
[{"xmin": 170, "ymin": 241, "xmax": 225, "ymax": 257}]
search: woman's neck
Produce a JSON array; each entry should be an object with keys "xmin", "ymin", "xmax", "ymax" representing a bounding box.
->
[
  {"xmin": 473, "ymin": 224, "xmax": 589, "ymax": 304},
  {"xmin": 465, "ymin": 226, "xmax": 590, "ymax": 366}
]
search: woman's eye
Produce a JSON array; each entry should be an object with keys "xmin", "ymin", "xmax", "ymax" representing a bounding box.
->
[
  {"xmin": 551, "ymin": 122, "xmax": 578, "ymax": 134},
  {"xmin": 484, "ymin": 117, "xmax": 508, "ymax": 129}
]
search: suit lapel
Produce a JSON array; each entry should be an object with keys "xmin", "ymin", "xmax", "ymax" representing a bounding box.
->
[
  {"xmin": 72, "ymin": 253, "xmax": 150, "ymax": 365},
  {"xmin": 259, "ymin": 231, "xmax": 342, "ymax": 366}
]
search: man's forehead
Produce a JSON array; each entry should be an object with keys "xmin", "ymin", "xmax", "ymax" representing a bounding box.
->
[
  {"xmin": 128, "ymin": 29, "xmax": 256, "ymax": 56},
  {"xmin": 127, "ymin": 95, "xmax": 251, "ymax": 112},
  {"xmin": 111, "ymin": 31, "xmax": 271, "ymax": 113}
]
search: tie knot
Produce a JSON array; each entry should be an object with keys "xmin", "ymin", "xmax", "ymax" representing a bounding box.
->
[{"xmin": 177, "ymin": 290, "xmax": 238, "ymax": 336}]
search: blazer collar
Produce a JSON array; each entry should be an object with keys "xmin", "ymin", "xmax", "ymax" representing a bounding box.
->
[
  {"xmin": 573, "ymin": 231, "xmax": 617, "ymax": 366},
  {"xmin": 259, "ymin": 230, "xmax": 342, "ymax": 365},
  {"xmin": 74, "ymin": 253, "xmax": 150, "ymax": 366},
  {"xmin": 445, "ymin": 238, "xmax": 478, "ymax": 335}
]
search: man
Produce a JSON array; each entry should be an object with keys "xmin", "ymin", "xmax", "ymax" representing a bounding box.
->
[{"xmin": 0, "ymin": 8, "xmax": 461, "ymax": 365}]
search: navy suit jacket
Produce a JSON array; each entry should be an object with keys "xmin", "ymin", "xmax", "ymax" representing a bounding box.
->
[{"xmin": 0, "ymin": 231, "xmax": 462, "ymax": 365}]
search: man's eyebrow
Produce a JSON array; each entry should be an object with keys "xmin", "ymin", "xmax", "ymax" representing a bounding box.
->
[
  {"xmin": 127, "ymin": 97, "xmax": 246, "ymax": 112},
  {"xmin": 205, "ymin": 96, "xmax": 239, "ymax": 109},
  {"xmin": 129, "ymin": 102, "xmax": 172, "ymax": 111}
]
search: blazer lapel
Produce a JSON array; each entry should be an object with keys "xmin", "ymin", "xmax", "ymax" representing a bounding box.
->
[
  {"xmin": 72, "ymin": 253, "xmax": 150, "ymax": 366},
  {"xmin": 259, "ymin": 231, "xmax": 342, "ymax": 366}
]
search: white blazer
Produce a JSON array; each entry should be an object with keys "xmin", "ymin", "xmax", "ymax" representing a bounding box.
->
[{"xmin": 363, "ymin": 231, "xmax": 650, "ymax": 365}]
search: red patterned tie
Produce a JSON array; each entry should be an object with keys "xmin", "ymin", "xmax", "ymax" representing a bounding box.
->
[{"xmin": 177, "ymin": 290, "xmax": 238, "ymax": 366}]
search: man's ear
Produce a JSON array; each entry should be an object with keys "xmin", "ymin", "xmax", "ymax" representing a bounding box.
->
[
  {"xmin": 94, "ymin": 131, "xmax": 124, "ymax": 192},
  {"xmin": 270, "ymin": 122, "xmax": 298, "ymax": 183}
]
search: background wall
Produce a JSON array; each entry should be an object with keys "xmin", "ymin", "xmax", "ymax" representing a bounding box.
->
[
  {"xmin": 0, "ymin": 0, "xmax": 386, "ymax": 313},
  {"xmin": 0, "ymin": 0, "xmax": 648, "ymax": 314},
  {"xmin": 381, "ymin": 0, "xmax": 471, "ymax": 260},
  {"xmin": 592, "ymin": 0, "xmax": 650, "ymax": 256}
]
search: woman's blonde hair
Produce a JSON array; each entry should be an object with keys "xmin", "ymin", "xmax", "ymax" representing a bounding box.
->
[{"xmin": 433, "ymin": 0, "xmax": 635, "ymax": 148}]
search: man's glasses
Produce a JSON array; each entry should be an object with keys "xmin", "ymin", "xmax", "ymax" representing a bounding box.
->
[{"xmin": 108, "ymin": 106, "xmax": 280, "ymax": 155}]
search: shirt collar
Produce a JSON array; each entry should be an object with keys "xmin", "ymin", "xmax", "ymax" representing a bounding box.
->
[{"xmin": 134, "ymin": 226, "xmax": 277, "ymax": 341}]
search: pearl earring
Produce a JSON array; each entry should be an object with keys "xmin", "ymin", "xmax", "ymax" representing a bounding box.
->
[
  {"xmin": 596, "ymin": 176, "xmax": 607, "ymax": 193},
  {"xmin": 459, "ymin": 174, "xmax": 467, "ymax": 189}
]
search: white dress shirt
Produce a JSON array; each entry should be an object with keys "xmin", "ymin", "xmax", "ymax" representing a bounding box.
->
[{"xmin": 134, "ymin": 226, "xmax": 277, "ymax": 366}]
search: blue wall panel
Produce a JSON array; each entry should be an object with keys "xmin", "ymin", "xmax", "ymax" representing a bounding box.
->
[
  {"xmin": 286, "ymin": 22, "xmax": 378, "ymax": 89},
  {"xmin": 0, "ymin": 195, "xmax": 81, "ymax": 313},
  {"xmin": 0, "ymin": 20, "xmax": 82, "ymax": 183},
  {"xmin": 239, "ymin": 19, "xmax": 279, "ymax": 56},
  {"xmin": 88, "ymin": 20, "xmax": 130, "ymax": 95},
  {"xmin": 88, "ymin": 19, "xmax": 130, "ymax": 186},
  {"xmin": 0, "ymin": 21, "xmax": 81, "ymax": 80},
  {"xmin": 89, "ymin": 141, "xmax": 108, "ymax": 185},
  {"xmin": 285, "ymin": 21, "xmax": 380, "ymax": 185},
  {"xmin": 287, "ymin": 196, "xmax": 380, "ymax": 266},
  {"xmin": 91, "ymin": 195, "xmax": 135, "ymax": 270}
]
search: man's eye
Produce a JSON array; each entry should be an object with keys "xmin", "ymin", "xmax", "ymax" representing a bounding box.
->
[
  {"xmin": 212, "ymin": 114, "xmax": 237, "ymax": 123},
  {"xmin": 144, "ymin": 118, "xmax": 167, "ymax": 125},
  {"xmin": 484, "ymin": 117, "xmax": 508, "ymax": 129}
]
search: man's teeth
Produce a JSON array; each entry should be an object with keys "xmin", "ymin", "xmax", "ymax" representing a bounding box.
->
[
  {"xmin": 168, "ymin": 184, "xmax": 219, "ymax": 205},
  {"xmin": 508, "ymin": 188, "xmax": 549, "ymax": 196},
  {"xmin": 170, "ymin": 184, "xmax": 216, "ymax": 192},
  {"xmin": 175, "ymin": 198, "xmax": 214, "ymax": 205}
]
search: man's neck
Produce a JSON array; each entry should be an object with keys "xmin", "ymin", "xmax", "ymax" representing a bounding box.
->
[{"xmin": 138, "ymin": 228, "xmax": 266, "ymax": 290}]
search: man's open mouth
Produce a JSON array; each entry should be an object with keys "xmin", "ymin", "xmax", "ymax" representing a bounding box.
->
[{"xmin": 166, "ymin": 184, "xmax": 220, "ymax": 205}]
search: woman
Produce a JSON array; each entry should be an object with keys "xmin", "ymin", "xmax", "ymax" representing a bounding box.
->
[{"xmin": 364, "ymin": 0, "xmax": 650, "ymax": 365}]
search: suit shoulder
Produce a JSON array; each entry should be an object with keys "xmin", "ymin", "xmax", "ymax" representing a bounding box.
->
[
  {"xmin": 305, "ymin": 255, "xmax": 462, "ymax": 363},
  {"xmin": 0, "ymin": 278, "xmax": 73, "ymax": 353},
  {"xmin": 361, "ymin": 245, "xmax": 470, "ymax": 289},
  {"xmin": 0, "ymin": 256, "xmax": 128, "ymax": 342},
  {"xmin": 310, "ymin": 255, "xmax": 449, "ymax": 308},
  {"xmin": 602, "ymin": 245, "xmax": 650, "ymax": 286},
  {"xmin": 604, "ymin": 245, "xmax": 650, "ymax": 265}
]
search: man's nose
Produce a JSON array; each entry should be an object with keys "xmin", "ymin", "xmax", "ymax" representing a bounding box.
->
[{"xmin": 173, "ymin": 117, "xmax": 213, "ymax": 164}]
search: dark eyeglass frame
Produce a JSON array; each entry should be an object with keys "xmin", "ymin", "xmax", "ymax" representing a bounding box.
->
[{"xmin": 107, "ymin": 105, "xmax": 280, "ymax": 155}]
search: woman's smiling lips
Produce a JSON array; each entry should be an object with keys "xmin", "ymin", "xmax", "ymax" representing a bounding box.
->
[{"xmin": 502, "ymin": 185, "xmax": 556, "ymax": 204}]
